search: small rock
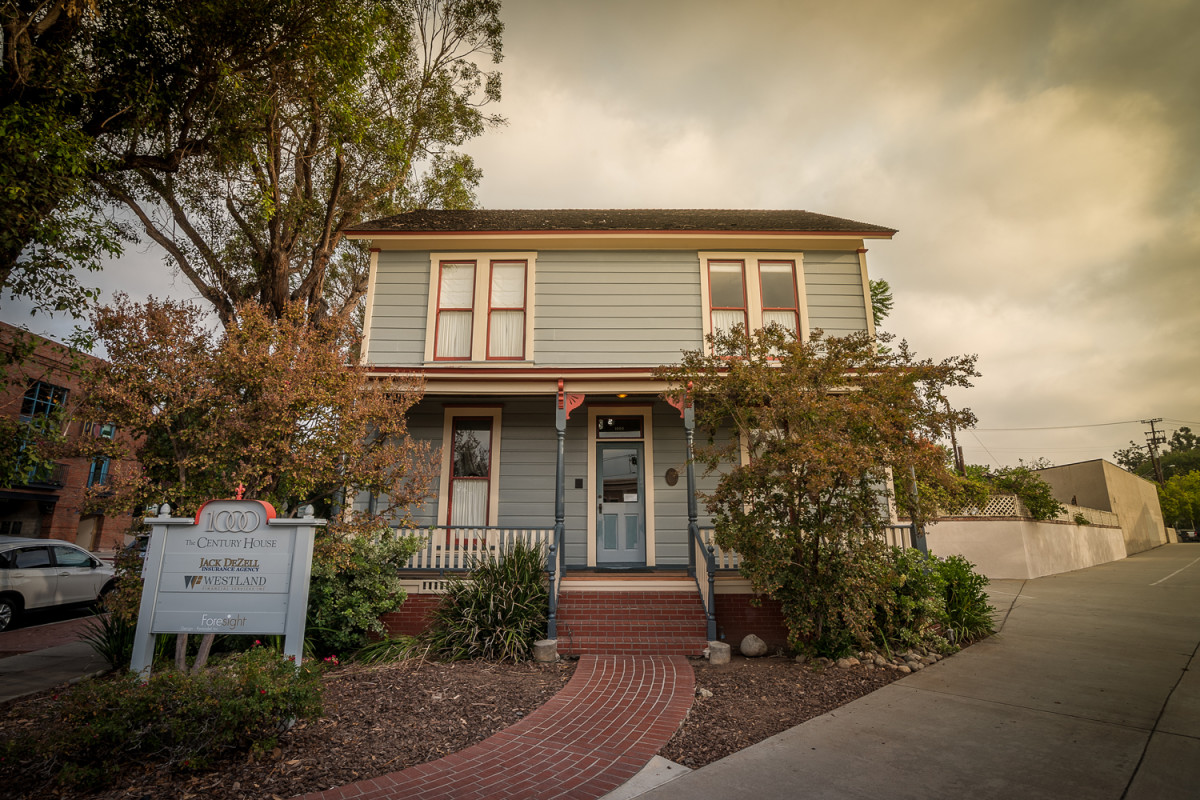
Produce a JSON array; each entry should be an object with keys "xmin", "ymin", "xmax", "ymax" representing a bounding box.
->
[
  {"xmin": 836, "ymin": 658, "xmax": 853, "ymax": 669},
  {"xmin": 919, "ymin": 655, "xmax": 937, "ymax": 666},
  {"xmin": 873, "ymin": 656, "xmax": 889, "ymax": 667},
  {"xmin": 912, "ymin": 661, "xmax": 925, "ymax": 671},
  {"xmin": 707, "ymin": 640, "xmax": 731, "ymax": 665},
  {"xmin": 846, "ymin": 656, "xmax": 860, "ymax": 666},
  {"xmin": 740, "ymin": 634, "xmax": 768, "ymax": 658},
  {"xmin": 896, "ymin": 665, "xmax": 912, "ymax": 674},
  {"xmin": 698, "ymin": 688, "xmax": 714, "ymax": 698},
  {"xmin": 794, "ymin": 654, "xmax": 809, "ymax": 664}
]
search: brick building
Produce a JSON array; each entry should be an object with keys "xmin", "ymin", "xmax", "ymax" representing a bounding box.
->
[{"xmin": 1, "ymin": 321, "xmax": 132, "ymax": 552}]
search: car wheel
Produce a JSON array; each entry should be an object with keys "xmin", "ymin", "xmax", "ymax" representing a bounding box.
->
[{"xmin": 0, "ymin": 597, "xmax": 18, "ymax": 632}]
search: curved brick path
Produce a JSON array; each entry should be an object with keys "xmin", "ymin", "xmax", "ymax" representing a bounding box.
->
[{"xmin": 297, "ymin": 655, "xmax": 694, "ymax": 800}]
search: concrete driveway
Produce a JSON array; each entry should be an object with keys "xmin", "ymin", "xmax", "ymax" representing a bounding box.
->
[{"xmin": 637, "ymin": 544, "xmax": 1200, "ymax": 799}]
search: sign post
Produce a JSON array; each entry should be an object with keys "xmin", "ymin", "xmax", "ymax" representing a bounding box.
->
[{"xmin": 130, "ymin": 499, "xmax": 325, "ymax": 675}]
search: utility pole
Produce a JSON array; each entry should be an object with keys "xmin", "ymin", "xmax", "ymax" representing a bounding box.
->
[
  {"xmin": 945, "ymin": 399, "xmax": 964, "ymax": 475},
  {"xmin": 1141, "ymin": 418, "xmax": 1166, "ymax": 485}
]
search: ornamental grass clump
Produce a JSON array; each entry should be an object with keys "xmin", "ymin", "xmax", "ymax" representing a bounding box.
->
[{"xmin": 426, "ymin": 539, "xmax": 549, "ymax": 662}]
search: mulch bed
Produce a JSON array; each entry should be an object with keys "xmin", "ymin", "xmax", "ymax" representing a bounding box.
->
[{"xmin": 0, "ymin": 653, "xmax": 902, "ymax": 799}]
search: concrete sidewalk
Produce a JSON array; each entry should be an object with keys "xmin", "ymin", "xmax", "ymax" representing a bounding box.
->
[{"xmin": 637, "ymin": 544, "xmax": 1200, "ymax": 799}]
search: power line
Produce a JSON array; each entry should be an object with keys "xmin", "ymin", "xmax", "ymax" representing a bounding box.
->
[{"xmin": 973, "ymin": 420, "xmax": 1141, "ymax": 432}]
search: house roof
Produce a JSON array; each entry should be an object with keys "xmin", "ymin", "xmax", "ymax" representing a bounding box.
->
[{"xmin": 348, "ymin": 209, "xmax": 897, "ymax": 237}]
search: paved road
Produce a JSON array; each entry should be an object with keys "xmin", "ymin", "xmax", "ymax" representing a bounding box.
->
[{"xmin": 639, "ymin": 544, "xmax": 1200, "ymax": 799}]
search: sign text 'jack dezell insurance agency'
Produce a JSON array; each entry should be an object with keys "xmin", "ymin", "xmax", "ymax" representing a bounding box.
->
[{"xmin": 151, "ymin": 501, "xmax": 297, "ymax": 634}]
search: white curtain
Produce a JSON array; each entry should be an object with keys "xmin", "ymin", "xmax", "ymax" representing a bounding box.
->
[
  {"xmin": 451, "ymin": 480, "xmax": 488, "ymax": 526},
  {"xmin": 762, "ymin": 310, "xmax": 798, "ymax": 337},
  {"xmin": 711, "ymin": 309, "xmax": 746, "ymax": 338},
  {"xmin": 488, "ymin": 311, "xmax": 525, "ymax": 358},
  {"xmin": 439, "ymin": 263, "xmax": 475, "ymax": 307},
  {"xmin": 436, "ymin": 311, "xmax": 472, "ymax": 358},
  {"xmin": 490, "ymin": 262, "xmax": 525, "ymax": 307}
]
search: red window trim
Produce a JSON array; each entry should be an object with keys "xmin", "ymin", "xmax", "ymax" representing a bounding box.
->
[
  {"xmin": 758, "ymin": 259, "xmax": 800, "ymax": 334},
  {"xmin": 434, "ymin": 260, "xmax": 476, "ymax": 361},
  {"xmin": 485, "ymin": 259, "xmax": 528, "ymax": 361},
  {"xmin": 708, "ymin": 259, "xmax": 748, "ymax": 351}
]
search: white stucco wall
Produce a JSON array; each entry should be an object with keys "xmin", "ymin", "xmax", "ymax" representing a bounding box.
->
[{"xmin": 926, "ymin": 519, "xmax": 1127, "ymax": 580}]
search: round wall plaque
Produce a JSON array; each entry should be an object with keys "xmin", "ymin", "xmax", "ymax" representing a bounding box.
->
[{"xmin": 665, "ymin": 467, "xmax": 679, "ymax": 486}]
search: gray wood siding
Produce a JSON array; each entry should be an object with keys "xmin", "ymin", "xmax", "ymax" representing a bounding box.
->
[
  {"xmin": 805, "ymin": 251, "xmax": 869, "ymax": 337},
  {"xmin": 365, "ymin": 251, "xmax": 430, "ymax": 365},
  {"xmin": 534, "ymin": 251, "xmax": 703, "ymax": 367},
  {"xmin": 652, "ymin": 402, "xmax": 693, "ymax": 566}
]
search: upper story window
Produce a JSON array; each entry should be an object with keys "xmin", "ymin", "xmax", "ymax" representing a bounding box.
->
[
  {"xmin": 699, "ymin": 253, "xmax": 807, "ymax": 353},
  {"xmin": 426, "ymin": 253, "xmax": 537, "ymax": 363},
  {"xmin": 21, "ymin": 381, "xmax": 68, "ymax": 420}
]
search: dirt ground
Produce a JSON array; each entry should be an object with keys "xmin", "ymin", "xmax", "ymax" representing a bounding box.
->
[{"xmin": 0, "ymin": 653, "xmax": 900, "ymax": 799}]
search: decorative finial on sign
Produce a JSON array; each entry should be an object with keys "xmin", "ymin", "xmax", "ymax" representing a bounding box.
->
[{"xmin": 235, "ymin": 483, "xmax": 246, "ymax": 500}]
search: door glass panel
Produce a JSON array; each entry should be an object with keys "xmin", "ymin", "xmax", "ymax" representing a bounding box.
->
[
  {"xmin": 14, "ymin": 547, "xmax": 51, "ymax": 569},
  {"xmin": 601, "ymin": 448, "xmax": 638, "ymax": 500},
  {"xmin": 52, "ymin": 546, "xmax": 92, "ymax": 568}
]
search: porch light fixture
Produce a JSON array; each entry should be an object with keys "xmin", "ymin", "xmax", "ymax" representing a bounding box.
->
[{"xmin": 616, "ymin": 393, "xmax": 627, "ymax": 398}]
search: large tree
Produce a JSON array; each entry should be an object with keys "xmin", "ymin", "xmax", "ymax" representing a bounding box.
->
[
  {"xmin": 656, "ymin": 326, "xmax": 978, "ymax": 655},
  {"xmin": 1, "ymin": 0, "xmax": 501, "ymax": 324},
  {"xmin": 98, "ymin": 0, "xmax": 503, "ymax": 327}
]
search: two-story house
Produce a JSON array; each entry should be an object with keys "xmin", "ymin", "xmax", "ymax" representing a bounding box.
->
[{"xmin": 348, "ymin": 209, "xmax": 897, "ymax": 655}]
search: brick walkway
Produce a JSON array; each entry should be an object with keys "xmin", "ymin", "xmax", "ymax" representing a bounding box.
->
[{"xmin": 297, "ymin": 655, "xmax": 694, "ymax": 800}]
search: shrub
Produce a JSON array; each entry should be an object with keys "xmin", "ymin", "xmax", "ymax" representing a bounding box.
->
[
  {"xmin": 306, "ymin": 526, "xmax": 423, "ymax": 655},
  {"xmin": 938, "ymin": 554, "xmax": 994, "ymax": 643},
  {"xmin": 874, "ymin": 549, "xmax": 994, "ymax": 653},
  {"xmin": 80, "ymin": 611, "xmax": 137, "ymax": 671},
  {"xmin": 992, "ymin": 466, "xmax": 1065, "ymax": 520},
  {"xmin": 8, "ymin": 646, "xmax": 325, "ymax": 791},
  {"xmin": 426, "ymin": 540, "xmax": 549, "ymax": 662},
  {"xmin": 876, "ymin": 548, "xmax": 947, "ymax": 652}
]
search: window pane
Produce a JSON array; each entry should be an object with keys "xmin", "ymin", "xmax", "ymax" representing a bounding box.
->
[
  {"xmin": 763, "ymin": 310, "xmax": 798, "ymax": 336},
  {"xmin": 709, "ymin": 262, "xmax": 745, "ymax": 308},
  {"xmin": 438, "ymin": 262, "xmax": 475, "ymax": 308},
  {"xmin": 450, "ymin": 479, "xmax": 488, "ymax": 526},
  {"xmin": 52, "ymin": 546, "xmax": 92, "ymax": 568},
  {"xmin": 452, "ymin": 419, "xmax": 492, "ymax": 477},
  {"xmin": 760, "ymin": 262, "xmax": 797, "ymax": 309},
  {"xmin": 490, "ymin": 262, "xmax": 525, "ymax": 308},
  {"xmin": 14, "ymin": 547, "xmax": 51, "ymax": 569},
  {"xmin": 20, "ymin": 382, "xmax": 68, "ymax": 419},
  {"xmin": 597, "ymin": 417, "xmax": 643, "ymax": 439},
  {"xmin": 436, "ymin": 311, "xmax": 472, "ymax": 358},
  {"xmin": 488, "ymin": 311, "xmax": 525, "ymax": 358},
  {"xmin": 712, "ymin": 309, "xmax": 747, "ymax": 338}
]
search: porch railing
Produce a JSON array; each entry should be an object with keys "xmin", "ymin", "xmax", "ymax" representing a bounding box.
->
[
  {"xmin": 393, "ymin": 526, "xmax": 555, "ymax": 572},
  {"xmin": 690, "ymin": 523, "xmax": 717, "ymax": 641}
]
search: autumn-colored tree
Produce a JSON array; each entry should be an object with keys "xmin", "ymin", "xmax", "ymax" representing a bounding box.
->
[
  {"xmin": 657, "ymin": 326, "xmax": 978, "ymax": 656},
  {"xmin": 72, "ymin": 296, "xmax": 435, "ymax": 658},
  {"xmin": 74, "ymin": 295, "xmax": 433, "ymax": 519}
]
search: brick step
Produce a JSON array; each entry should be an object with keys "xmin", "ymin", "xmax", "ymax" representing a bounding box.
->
[{"xmin": 555, "ymin": 590, "xmax": 709, "ymax": 657}]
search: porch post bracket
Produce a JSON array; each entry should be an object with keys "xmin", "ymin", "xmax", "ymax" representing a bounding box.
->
[
  {"xmin": 556, "ymin": 378, "xmax": 586, "ymax": 420},
  {"xmin": 666, "ymin": 380, "xmax": 694, "ymax": 419}
]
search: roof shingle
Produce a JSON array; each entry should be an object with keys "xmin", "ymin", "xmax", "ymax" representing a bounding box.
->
[{"xmin": 349, "ymin": 209, "xmax": 896, "ymax": 235}]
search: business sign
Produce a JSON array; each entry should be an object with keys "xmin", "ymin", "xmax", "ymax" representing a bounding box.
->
[{"xmin": 130, "ymin": 499, "xmax": 325, "ymax": 674}]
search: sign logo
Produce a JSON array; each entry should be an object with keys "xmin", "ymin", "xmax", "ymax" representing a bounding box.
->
[
  {"xmin": 208, "ymin": 510, "xmax": 260, "ymax": 533},
  {"xmin": 184, "ymin": 575, "xmax": 203, "ymax": 589}
]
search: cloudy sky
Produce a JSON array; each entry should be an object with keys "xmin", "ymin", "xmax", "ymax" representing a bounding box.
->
[{"xmin": 4, "ymin": 0, "xmax": 1197, "ymax": 468}]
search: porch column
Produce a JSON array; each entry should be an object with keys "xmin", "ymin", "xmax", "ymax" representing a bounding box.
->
[
  {"xmin": 682, "ymin": 386, "xmax": 716, "ymax": 641},
  {"xmin": 549, "ymin": 395, "xmax": 566, "ymax": 639}
]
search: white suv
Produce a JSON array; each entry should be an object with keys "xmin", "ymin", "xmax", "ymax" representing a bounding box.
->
[{"xmin": 0, "ymin": 536, "xmax": 116, "ymax": 632}]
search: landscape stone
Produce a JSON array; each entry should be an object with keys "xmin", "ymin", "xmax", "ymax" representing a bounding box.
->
[
  {"xmin": 698, "ymin": 688, "xmax": 714, "ymax": 698},
  {"xmin": 706, "ymin": 640, "xmax": 731, "ymax": 665},
  {"xmin": 836, "ymin": 658, "xmax": 853, "ymax": 669},
  {"xmin": 919, "ymin": 655, "xmax": 937, "ymax": 666},
  {"xmin": 896, "ymin": 665, "xmax": 912, "ymax": 674},
  {"xmin": 740, "ymin": 634, "xmax": 768, "ymax": 658},
  {"xmin": 533, "ymin": 639, "xmax": 557, "ymax": 663}
]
